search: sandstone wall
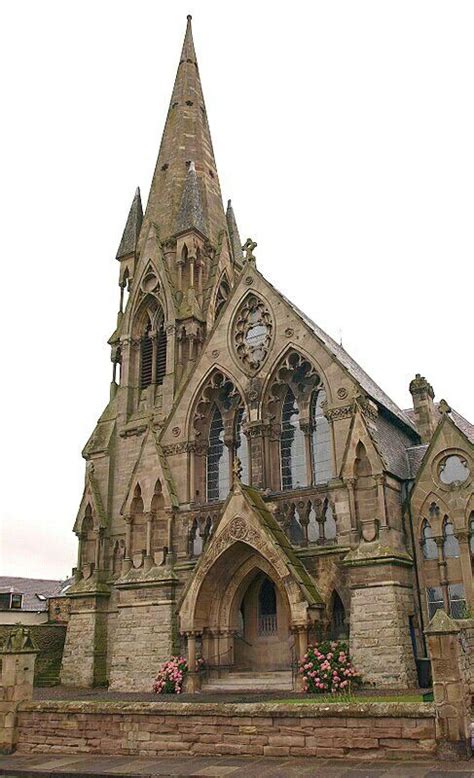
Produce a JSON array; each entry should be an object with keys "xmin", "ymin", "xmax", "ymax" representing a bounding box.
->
[
  {"xmin": 0, "ymin": 625, "xmax": 65, "ymax": 687},
  {"xmin": 15, "ymin": 700, "xmax": 436, "ymax": 760}
]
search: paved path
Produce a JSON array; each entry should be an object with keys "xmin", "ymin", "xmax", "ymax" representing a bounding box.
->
[{"xmin": 0, "ymin": 753, "xmax": 472, "ymax": 777}]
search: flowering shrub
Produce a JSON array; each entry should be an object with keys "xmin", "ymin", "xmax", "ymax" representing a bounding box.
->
[
  {"xmin": 299, "ymin": 640, "xmax": 361, "ymax": 694},
  {"xmin": 153, "ymin": 656, "xmax": 206, "ymax": 694}
]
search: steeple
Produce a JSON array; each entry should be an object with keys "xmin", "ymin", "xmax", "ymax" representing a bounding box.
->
[
  {"xmin": 116, "ymin": 188, "xmax": 143, "ymax": 260},
  {"xmin": 139, "ymin": 16, "xmax": 227, "ymax": 250}
]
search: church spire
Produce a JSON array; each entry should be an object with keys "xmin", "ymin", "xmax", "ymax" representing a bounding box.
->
[{"xmin": 139, "ymin": 15, "xmax": 227, "ymax": 250}]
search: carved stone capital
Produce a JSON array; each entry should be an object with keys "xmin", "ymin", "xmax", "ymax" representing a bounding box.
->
[{"xmin": 325, "ymin": 404, "xmax": 353, "ymax": 422}]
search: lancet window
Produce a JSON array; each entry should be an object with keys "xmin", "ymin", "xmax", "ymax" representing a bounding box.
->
[
  {"xmin": 421, "ymin": 520, "xmax": 438, "ymax": 560},
  {"xmin": 281, "ymin": 387, "xmax": 307, "ymax": 491},
  {"xmin": 265, "ymin": 351, "xmax": 333, "ymax": 492},
  {"xmin": 193, "ymin": 371, "xmax": 248, "ymax": 504},
  {"xmin": 442, "ymin": 517, "xmax": 460, "ymax": 559}
]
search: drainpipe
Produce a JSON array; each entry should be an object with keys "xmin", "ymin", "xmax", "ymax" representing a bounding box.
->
[{"xmin": 404, "ymin": 479, "xmax": 427, "ymax": 657}]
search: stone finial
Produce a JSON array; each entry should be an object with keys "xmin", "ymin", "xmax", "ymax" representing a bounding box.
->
[
  {"xmin": 1, "ymin": 625, "xmax": 39, "ymax": 654},
  {"xmin": 242, "ymin": 238, "xmax": 257, "ymax": 264},
  {"xmin": 438, "ymin": 398, "xmax": 452, "ymax": 415}
]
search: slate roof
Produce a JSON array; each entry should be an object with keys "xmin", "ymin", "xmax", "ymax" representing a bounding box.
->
[
  {"xmin": 369, "ymin": 412, "xmax": 416, "ymax": 479},
  {"xmin": 0, "ymin": 577, "xmax": 71, "ymax": 612},
  {"xmin": 403, "ymin": 404, "xmax": 474, "ymax": 444},
  {"xmin": 405, "ymin": 444, "xmax": 429, "ymax": 478},
  {"xmin": 273, "ymin": 285, "xmax": 417, "ymax": 433}
]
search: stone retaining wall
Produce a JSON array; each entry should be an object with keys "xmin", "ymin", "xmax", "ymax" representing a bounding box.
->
[{"xmin": 16, "ymin": 701, "xmax": 436, "ymax": 760}]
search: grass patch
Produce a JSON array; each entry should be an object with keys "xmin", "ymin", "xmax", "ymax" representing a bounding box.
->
[{"xmin": 273, "ymin": 694, "xmax": 425, "ymax": 704}]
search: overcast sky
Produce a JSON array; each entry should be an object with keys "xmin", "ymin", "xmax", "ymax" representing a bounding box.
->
[{"xmin": 1, "ymin": 1, "xmax": 472, "ymax": 580}]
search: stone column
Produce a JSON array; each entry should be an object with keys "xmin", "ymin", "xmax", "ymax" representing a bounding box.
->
[
  {"xmin": 425, "ymin": 609, "xmax": 471, "ymax": 757},
  {"xmin": 183, "ymin": 631, "xmax": 201, "ymax": 693},
  {"xmin": 144, "ymin": 513, "xmax": 153, "ymax": 572},
  {"xmin": 122, "ymin": 516, "xmax": 132, "ymax": 574},
  {"xmin": 457, "ymin": 530, "xmax": 473, "ymax": 609},
  {"xmin": 0, "ymin": 626, "xmax": 39, "ymax": 754}
]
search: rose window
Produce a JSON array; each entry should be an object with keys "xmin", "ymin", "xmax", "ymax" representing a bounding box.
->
[{"xmin": 234, "ymin": 295, "xmax": 272, "ymax": 373}]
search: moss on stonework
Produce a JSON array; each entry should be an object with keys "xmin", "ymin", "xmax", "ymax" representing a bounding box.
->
[{"xmin": 342, "ymin": 540, "xmax": 413, "ymax": 568}]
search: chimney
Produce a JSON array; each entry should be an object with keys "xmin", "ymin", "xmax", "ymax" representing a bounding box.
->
[{"xmin": 409, "ymin": 374, "xmax": 437, "ymax": 443}]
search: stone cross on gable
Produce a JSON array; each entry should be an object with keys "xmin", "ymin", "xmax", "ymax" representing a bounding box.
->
[{"xmin": 242, "ymin": 238, "xmax": 257, "ymax": 264}]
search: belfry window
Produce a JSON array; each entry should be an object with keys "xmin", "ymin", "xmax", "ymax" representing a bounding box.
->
[
  {"xmin": 139, "ymin": 316, "xmax": 167, "ymax": 389},
  {"xmin": 280, "ymin": 387, "xmax": 307, "ymax": 491},
  {"xmin": 421, "ymin": 520, "xmax": 438, "ymax": 560},
  {"xmin": 235, "ymin": 406, "xmax": 249, "ymax": 485},
  {"xmin": 140, "ymin": 323, "xmax": 153, "ymax": 388},
  {"xmin": 311, "ymin": 389, "xmax": 332, "ymax": 484},
  {"xmin": 207, "ymin": 406, "xmax": 230, "ymax": 502}
]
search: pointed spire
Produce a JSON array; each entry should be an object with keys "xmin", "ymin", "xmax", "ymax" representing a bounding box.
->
[
  {"xmin": 116, "ymin": 188, "xmax": 143, "ymax": 259},
  {"xmin": 226, "ymin": 200, "xmax": 244, "ymax": 265},
  {"xmin": 176, "ymin": 161, "xmax": 207, "ymax": 235},
  {"xmin": 139, "ymin": 16, "xmax": 227, "ymax": 249}
]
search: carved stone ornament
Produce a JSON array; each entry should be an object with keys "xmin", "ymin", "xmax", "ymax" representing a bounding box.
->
[
  {"xmin": 211, "ymin": 349, "xmax": 220, "ymax": 359},
  {"xmin": 337, "ymin": 387, "xmax": 348, "ymax": 399},
  {"xmin": 171, "ymin": 426, "xmax": 181, "ymax": 438},
  {"xmin": 233, "ymin": 294, "xmax": 273, "ymax": 374},
  {"xmin": 229, "ymin": 517, "xmax": 247, "ymax": 540},
  {"xmin": 245, "ymin": 276, "xmax": 254, "ymax": 285},
  {"xmin": 284, "ymin": 328, "xmax": 294, "ymax": 337}
]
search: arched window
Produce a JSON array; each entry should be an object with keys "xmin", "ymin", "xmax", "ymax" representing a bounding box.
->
[
  {"xmin": 130, "ymin": 484, "xmax": 145, "ymax": 558},
  {"xmin": 258, "ymin": 578, "xmax": 277, "ymax": 635},
  {"xmin": 207, "ymin": 406, "xmax": 230, "ymax": 502},
  {"xmin": 281, "ymin": 387, "xmax": 307, "ymax": 491},
  {"xmin": 470, "ymin": 512, "xmax": 474, "ymax": 556},
  {"xmin": 421, "ymin": 520, "xmax": 438, "ymax": 560},
  {"xmin": 442, "ymin": 517, "xmax": 460, "ymax": 559},
  {"xmin": 311, "ymin": 389, "xmax": 332, "ymax": 484},
  {"xmin": 139, "ymin": 313, "xmax": 167, "ymax": 389},
  {"xmin": 235, "ymin": 406, "xmax": 249, "ymax": 485},
  {"xmin": 330, "ymin": 592, "xmax": 347, "ymax": 639}
]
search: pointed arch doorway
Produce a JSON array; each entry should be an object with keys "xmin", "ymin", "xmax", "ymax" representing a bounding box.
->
[{"xmin": 235, "ymin": 572, "xmax": 291, "ymax": 671}]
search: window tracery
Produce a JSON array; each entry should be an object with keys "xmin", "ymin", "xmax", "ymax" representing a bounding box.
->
[
  {"xmin": 421, "ymin": 519, "xmax": 438, "ymax": 560},
  {"xmin": 311, "ymin": 389, "xmax": 332, "ymax": 484},
  {"xmin": 234, "ymin": 294, "xmax": 272, "ymax": 373},
  {"xmin": 192, "ymin": 371, "xmax": 248, "ymax": 504},
  {"xmin": 439, "ymin": 455, "xmax": 470, "ymax": 486},
  {"xmin": 442, "ymin": 516, "xmax": 460, "ymax": 559},
  {"xmin": 281, "ymin": 387, "xmax": 307, "ymax": 491}
]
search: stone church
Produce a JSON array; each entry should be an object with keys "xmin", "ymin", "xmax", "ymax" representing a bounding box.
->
[{"xmin": 60, "ymin": 17, "xmax": 474, "ymax": 693}]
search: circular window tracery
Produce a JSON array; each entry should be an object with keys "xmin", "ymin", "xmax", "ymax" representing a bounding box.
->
[
  {"xmin": 439, "ymin": 455, "xmax": 470, "ymax": 486},
  {"xmin": 233, "ymin": 295, "xmax": 272, "ymax": 374}
]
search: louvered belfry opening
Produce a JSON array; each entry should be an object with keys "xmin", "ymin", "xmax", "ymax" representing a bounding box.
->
[
  {"xmin": 139, "ymin": 316, "xmax": 167, "ymax": 390},
  {"xmin": 156, "ymin": 322, "xmax": 167, "ymax": 386},
  {"xmin": 140, "ymin": 323, "xmax": 153, "ymax": 389}
]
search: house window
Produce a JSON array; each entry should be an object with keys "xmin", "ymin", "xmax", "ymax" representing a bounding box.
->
[
  {"xmin": 281, "ymin": 387, "xmax": 307, "ymax": 491},
  {"xmin": 207, "ymin": 406, "xmax": 230, "ymax": 502},
  {"xmin": 448, "ymin": 584, "xmax": 466, "ymax": 619},
  {"xmin": 0, "ymin": 593, "xmax": 23, "ymax": 609},
  {"xmin": 311, "ymin": 389, "xmax": 332, "ymax": 484},
  {"xmin": 11, "ymin": 594, "xmax": 23, "ymax": 609},
  {"xmin": 426, "ymin": 586, "xmax": 444, "ymax": 620},
  {"xmin": 442, "ymin": 517, "xmax": 460, "ymax": 559},
  {"xmin": 421, "ymin": 520, "xmax": 438, "ymax": 560}
]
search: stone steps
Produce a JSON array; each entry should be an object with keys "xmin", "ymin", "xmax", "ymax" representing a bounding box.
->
[{"xmin": 202, "ymin": 670, "xmax": 293, "ymax": 693}]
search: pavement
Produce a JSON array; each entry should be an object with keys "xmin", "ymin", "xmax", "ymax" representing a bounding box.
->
[{"xmin": 0, "ymin": 753, "xmax": 472, "ymax": 777}]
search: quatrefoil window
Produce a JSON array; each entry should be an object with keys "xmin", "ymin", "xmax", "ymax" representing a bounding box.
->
[{"xmin": 234, "ymin": 295, "xmax": 272, "ymax": 373}]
